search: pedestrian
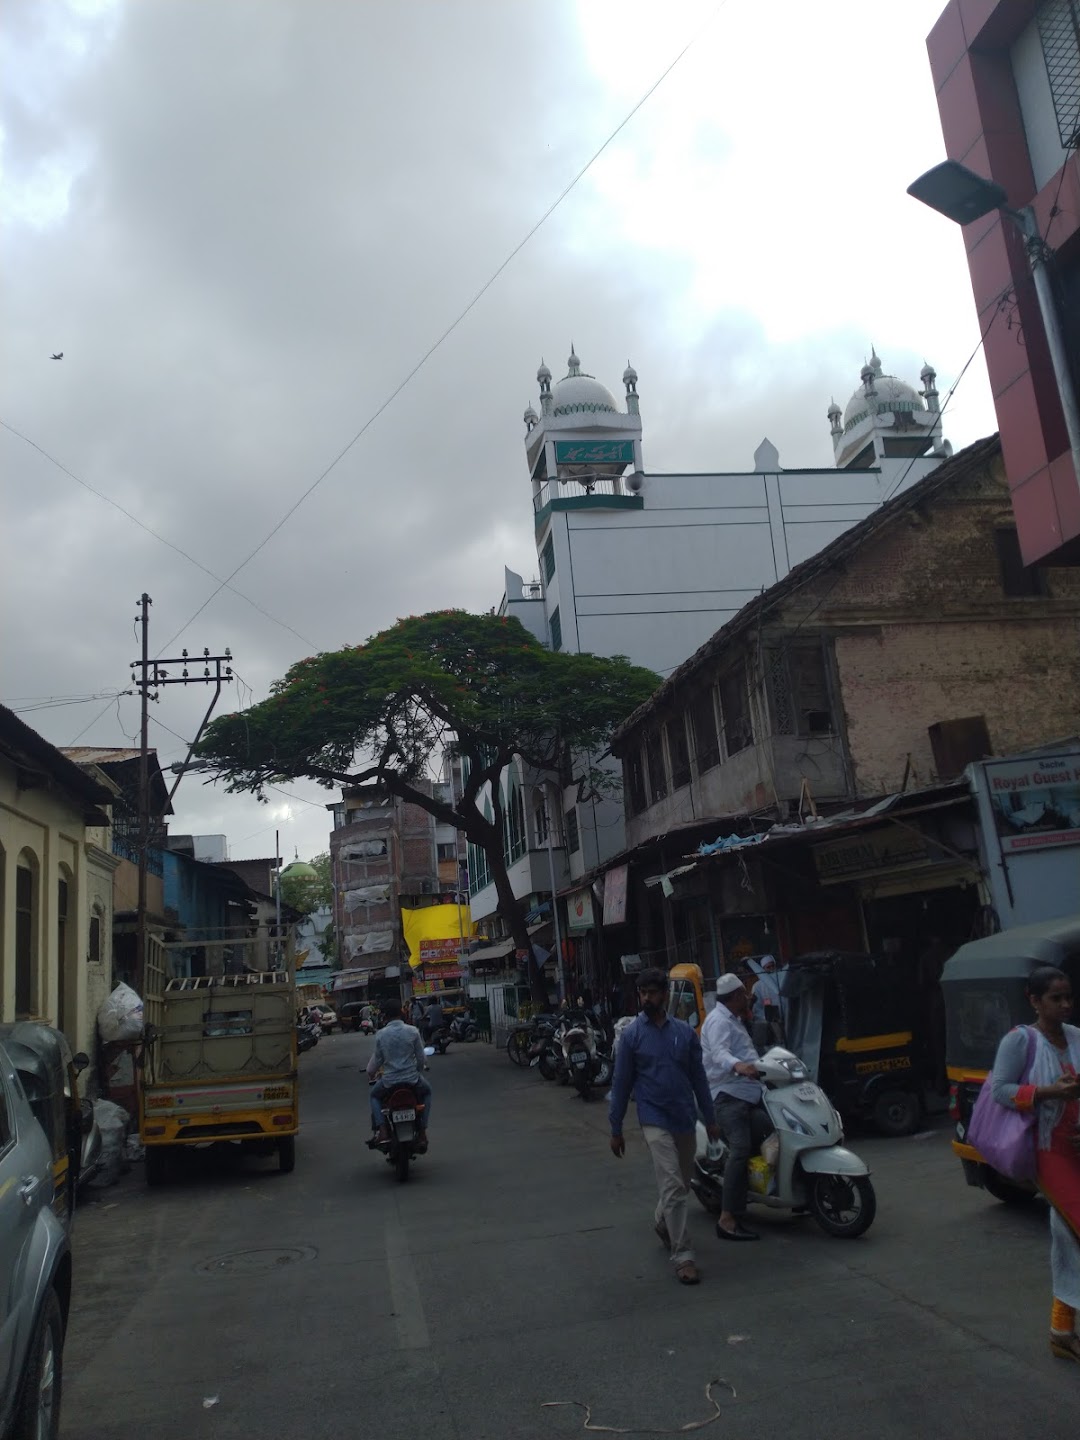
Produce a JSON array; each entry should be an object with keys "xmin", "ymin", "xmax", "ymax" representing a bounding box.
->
[
  {"xmin": 608, "ymin": 966, "xmax": 720, "ymax": 1285},
  {"xmin": 701, "ymin": 972, "xmax": 772, "ymax": 1241},
  {"xmin": 988, "ymin": 965, "xmax": 1080, "ymax": 1363}
]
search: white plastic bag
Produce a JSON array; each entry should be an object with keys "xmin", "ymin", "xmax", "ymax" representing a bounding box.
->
[
  {"xmin": 97, "ymin": 982, "xmax": 145, "ymax": 1043},
  {"xmin": 92, "ymin": 1099, "xmax": 131, "ymax": 1186}
]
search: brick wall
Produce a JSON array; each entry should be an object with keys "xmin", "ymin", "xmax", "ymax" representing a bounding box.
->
[{"xmin": 798, "ymin": 455, "xmax": 1080, "ymax": 793}]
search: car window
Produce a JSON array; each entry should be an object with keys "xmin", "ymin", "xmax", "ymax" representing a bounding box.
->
[{"xmin": 0, "ymin": 1071, "xmax": 14, "ymax": 1153}]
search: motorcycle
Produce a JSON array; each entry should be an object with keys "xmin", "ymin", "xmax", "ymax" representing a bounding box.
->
[
  {"xmin": 448, "ymin": 1015, "xmax": 478, "ymax": 1044},
  {"xmin": 559, "ymin": 1012, "xmax": 612, "ymax": 1100},
  {"xmin": 366, "ymin": 1048, "xmax": 434, "ymax": 1182},
  {"xmin": 527, "ymin": 1018, "xmax": 565, "ymax": 1081},
  {"xmin": 425, "ymin": 1025, "xmax": 452, "ymax": 1055},
  {"xmin": 296, "ymin": 1022, "xmax": 319, "ymax": 1054},
  {"xmin": 690, "ymin": 1046, "xmax": 877, "ymax": 1239},
  {"xmin": 359, "ymin": 1014, "xmax": 375, "ymax": 1036}
]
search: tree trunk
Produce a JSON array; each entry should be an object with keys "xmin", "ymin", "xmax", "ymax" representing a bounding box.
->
[{"xmin": 488, "ymin": 850, "xmax": 550, "ymax": 1008}]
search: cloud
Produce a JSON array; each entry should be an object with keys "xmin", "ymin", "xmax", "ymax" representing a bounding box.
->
[{"xmin": 1, "ymin": 0, "xmax": 996, "ymax": 861}]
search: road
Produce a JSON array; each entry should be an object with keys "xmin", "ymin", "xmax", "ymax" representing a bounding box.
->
[{"xmin": 64, "ymin": 1032, "xmax": 1077, "ymax": 1440}]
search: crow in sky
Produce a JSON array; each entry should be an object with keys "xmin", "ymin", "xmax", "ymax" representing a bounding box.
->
[{"xmin": 50, "ymin": 352, "xmax": 63, "ymax": 360}]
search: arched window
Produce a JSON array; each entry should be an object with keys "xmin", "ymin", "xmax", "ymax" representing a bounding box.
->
[{"xmin": 15, "ymin": 850, "xmax": 40, "ymax": 1019}]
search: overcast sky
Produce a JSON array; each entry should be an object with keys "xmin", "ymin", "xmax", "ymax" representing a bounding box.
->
[{"xmin": 1, "ymin": 0, "xmax": 996, "ymax": 864}]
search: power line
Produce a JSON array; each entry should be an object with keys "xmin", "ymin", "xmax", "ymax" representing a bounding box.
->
[
  {"xmin": 156, "ymin": 2, "xmax": 729, "ymax": 655},
  {"xmin": 0, "ymin": 418, "xmax": 317, "ymax": 649}
]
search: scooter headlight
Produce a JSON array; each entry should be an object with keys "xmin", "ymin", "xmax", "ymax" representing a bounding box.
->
[{"xmin": 779, "ymin": 1105, "xmax": 813, "ymax": 1136}]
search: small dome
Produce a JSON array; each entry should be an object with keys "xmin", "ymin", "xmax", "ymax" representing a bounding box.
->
[
  {"xmin": 827, "ymin": 398, "xmax": 841, "ymax": 419},
  {"xmin": 623, "ymin": 361, "xmax": 638, "ymax": 385},
  {"xmin": 537, "ymin": 360, "xmax": 552, "ymax": 383}
]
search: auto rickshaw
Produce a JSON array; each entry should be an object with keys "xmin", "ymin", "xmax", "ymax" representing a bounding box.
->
[
  {"xmin": 0, "ymin": 1021, "xmax": 91, "ymax": 1227},
  {"xmin": 941, "ymin": 915, "xmax": 1080, "ymax": 1204},
  {"xmin": 777, "ymin": 951, "xmax": 924, "ymax": 1136},
  {"xmin": 667, "ymin": 963, "xmax": 707, "ymax": 1031}
]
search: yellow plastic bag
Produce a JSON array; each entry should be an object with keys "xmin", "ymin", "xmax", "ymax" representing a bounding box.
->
[{"xmin": 748, "ymin": 1155, "xmax": 772, "ymax": 1195}]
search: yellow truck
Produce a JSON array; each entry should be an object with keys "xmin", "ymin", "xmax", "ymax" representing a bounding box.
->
[{"xmin": 138, "ymin": 970, "xmax": 299, "ymax": 1185}]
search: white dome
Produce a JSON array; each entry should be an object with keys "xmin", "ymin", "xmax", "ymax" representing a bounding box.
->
[
  {"xmin": 842, "ymin": 355, "xmax": 926, "ymax": 429},
  {"xmin": 552, "ymin": 373, "xmax": 620, "ymax": 417}
]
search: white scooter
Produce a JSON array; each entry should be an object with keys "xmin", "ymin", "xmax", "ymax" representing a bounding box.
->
[{"xmin": 691, "ymin": 1046, "xmax": 876, "ymax": 1238}]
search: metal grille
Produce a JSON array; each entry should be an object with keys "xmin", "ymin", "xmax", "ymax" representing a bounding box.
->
[
  {"xmin": 1038, "ymin": 0, "xmax": 1080, "ymax": 149},
  {"xmin": 768, "ymin": 650, "xmax": 793, "ymax": 735}
]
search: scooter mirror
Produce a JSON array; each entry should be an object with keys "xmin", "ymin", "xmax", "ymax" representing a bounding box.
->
[{"xmin": 423, "ymin": 1046, "xmax": 436, "ymax": 1057}]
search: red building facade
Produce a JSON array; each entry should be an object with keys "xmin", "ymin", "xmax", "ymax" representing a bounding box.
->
[{"xmin": 927, "ymin": 0, "xmax": 1080, "ymax": 564}]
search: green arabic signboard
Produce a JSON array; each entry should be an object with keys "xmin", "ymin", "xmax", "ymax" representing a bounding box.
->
[{"xmin": 554, "ymin": 440, "xmax": 635, "ymax": 466}]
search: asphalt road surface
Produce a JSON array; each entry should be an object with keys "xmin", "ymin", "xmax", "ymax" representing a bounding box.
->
[{"xmin": 64, "ymin": 1032, "xmax": 1078, "ymax": 1440}]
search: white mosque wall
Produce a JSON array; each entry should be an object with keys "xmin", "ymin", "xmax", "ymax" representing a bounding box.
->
[{"xmin": 537, "ymin": 454, "xmax": 941, "ymax": 681}]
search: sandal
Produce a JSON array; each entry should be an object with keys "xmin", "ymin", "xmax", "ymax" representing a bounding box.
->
[
  {"xmin": 1051, "ymin": 1332, "xmax": 1080, "ymax": 1363},
  {"xmin": 674, "ymin": 1261, "xmax": 700, "ymax": 1285}
]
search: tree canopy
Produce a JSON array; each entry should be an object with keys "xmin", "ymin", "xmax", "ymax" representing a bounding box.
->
[
  {"xmin": 196, "ymin": 611, "xmax": 660, "ymax": 827},
  {"xmin": 197, "ymin": 610, "xmax": 660, "ymax": 1000}
]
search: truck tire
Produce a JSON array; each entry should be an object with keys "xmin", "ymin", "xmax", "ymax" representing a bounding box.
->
[
  {"xmin": 145, "ymin": 1147, "xmax": 168, "ymax": 1187},
  {"xmin": 277, "ymin": 1136, "xmax": 296, "ymax": 1173}
]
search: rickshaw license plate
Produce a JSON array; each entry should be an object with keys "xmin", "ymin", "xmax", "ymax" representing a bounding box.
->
[{"xmin": 391, "ymin": 1108, "xmax": 416, "ymax": 1122}]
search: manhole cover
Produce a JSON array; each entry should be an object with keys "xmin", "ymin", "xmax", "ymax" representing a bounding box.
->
[{"xmin": 196, "ymin": 1246, "xmax": 317, "ymax": 1276}]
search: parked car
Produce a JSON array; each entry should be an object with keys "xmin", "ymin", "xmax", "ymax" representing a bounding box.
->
[
  {"xmin": 0, "ymin": 1037, "xmax": 72, "ymax": 1440},
  {"xmin": 0, "ymin": 1022, "xmax": 92, "ymax": 1225}
]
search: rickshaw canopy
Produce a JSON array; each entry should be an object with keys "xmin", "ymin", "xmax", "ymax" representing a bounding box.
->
[{"xmin": 942, "ymin": 916, "xmax": 1080, "ymax": 983}]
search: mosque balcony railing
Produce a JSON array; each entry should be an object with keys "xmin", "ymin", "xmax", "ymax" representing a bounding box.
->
[{"xmin": 533, "ymin": 476, "xmax": 627, "ymax": 512}]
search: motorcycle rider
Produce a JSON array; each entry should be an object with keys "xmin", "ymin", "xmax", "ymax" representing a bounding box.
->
[
  {"xmin": 422, "ymin": 996, "xmax": 447, "ymax": 1045},
  {"xmin": 366, "ymin": 998, "xmax": 432, "ymax": 1148},
  {"xmin": 701, "ymin": 972, "xmax": 772, "ymax": 1242}
]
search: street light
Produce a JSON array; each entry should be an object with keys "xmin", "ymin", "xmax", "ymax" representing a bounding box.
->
[{"xmin": 907, "ymin": 159, "xmax": 1080, "ymax": 487}]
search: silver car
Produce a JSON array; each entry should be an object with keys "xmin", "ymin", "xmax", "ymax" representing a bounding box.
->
[{"xmin": 0, "ymin": 1040, "xmax": 71, "ymax": 1440}]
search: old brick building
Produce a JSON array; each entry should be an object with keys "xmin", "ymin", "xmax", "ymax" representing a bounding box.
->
[{"xmin": 613, "ymin": 433, "xmax": 1080, "ymax": 846}]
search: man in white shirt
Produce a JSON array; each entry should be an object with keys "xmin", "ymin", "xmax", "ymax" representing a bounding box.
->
[{"xmin": 700, "ymin": 973, "xmax": 772, "ymax": 1241}]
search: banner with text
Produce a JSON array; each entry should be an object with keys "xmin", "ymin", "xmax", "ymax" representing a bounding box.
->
[{"xmin": 984, "ymin": 752, "xmax": 1080, "ymax": 853}]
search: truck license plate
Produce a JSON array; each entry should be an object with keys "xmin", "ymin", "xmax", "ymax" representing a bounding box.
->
[{"xmin": 392, "ymin": 1108, "xmax": 416, "ymax": 1122}]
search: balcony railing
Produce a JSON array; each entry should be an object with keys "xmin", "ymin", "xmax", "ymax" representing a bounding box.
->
[{"xmin": 533, "ymin": 476, "xmax": 626, "ymax": 512}]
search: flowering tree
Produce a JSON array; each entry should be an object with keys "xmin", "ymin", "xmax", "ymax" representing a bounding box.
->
[{"xmin": 196, "ymin": 611, "xmax": 659, "ymax": 1001}]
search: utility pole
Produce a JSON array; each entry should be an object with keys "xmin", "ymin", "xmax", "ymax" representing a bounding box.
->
[
  {"xmin": 131, "ymin": 596, "xmax": 233, "ymax": 997},
  {"xmin": 274, "ymin": 829, "xmax": 283, "ymax": 971}
]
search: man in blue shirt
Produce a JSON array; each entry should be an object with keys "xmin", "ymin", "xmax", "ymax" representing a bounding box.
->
[
  {"xmin": 608, "ymin": 967, "xmax": 720, "ymax": 1285},
  {"xmin": 367, "ymin": 999, "xmax": 431, "ymax": 1146}
]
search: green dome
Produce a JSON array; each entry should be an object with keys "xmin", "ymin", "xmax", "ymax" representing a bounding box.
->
[{"xmin": 281, "ymin": 860, "xmax": 317, "ymax": 879}]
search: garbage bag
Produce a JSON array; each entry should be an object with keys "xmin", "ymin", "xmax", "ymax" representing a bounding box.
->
[
  {"xmin": 97, "ymin": 982, "xmax": 145, "ymax": 1043},
  {"xmin": 91, "ymin": 1099, "xmax": 131, "ymax": 1187}
]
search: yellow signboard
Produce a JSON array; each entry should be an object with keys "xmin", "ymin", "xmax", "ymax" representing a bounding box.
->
[{"xmin": 400, "ymin": 904, "xmax": 475, "ymax": 970}]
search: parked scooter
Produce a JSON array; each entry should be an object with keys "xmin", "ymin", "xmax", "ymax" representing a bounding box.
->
[
  {"xmin": 559, "ymin": 1011, "xmax": 612, "ymax": 1099},
  {"xmin": 296, "ymin": 1021, "xmax": 319, "ymax": 1054},
  {"xmin": 366, "ymin": 1047, "xmax": 434, "ymax": 1182},
  {"xmin": 690, "ymin": 1046, "xmax": 876, "ymax": 1238},
  {"xmin": 448, "ymin": 1015, "xmax": 478, "ymax": 1044}
]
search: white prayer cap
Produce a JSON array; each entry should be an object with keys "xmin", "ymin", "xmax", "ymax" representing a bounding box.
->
[{"xmin": 715, "ymin": 973, "xmax": 744, "ymax": 997}]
